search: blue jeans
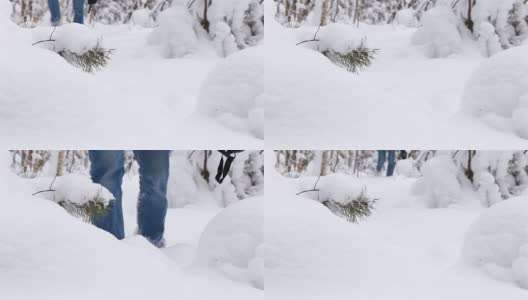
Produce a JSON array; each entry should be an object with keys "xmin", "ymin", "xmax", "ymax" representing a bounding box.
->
[
  {"xmin": 89, "ymin": 151, "xmax": 169, "ymax": 244},
  {"xmin": 48, "ymin": 0, "xmax": 85, "ymax": 25},
  {"xmin": 376, "ymin": 150, "xmax": 396, "ymax": 177}
]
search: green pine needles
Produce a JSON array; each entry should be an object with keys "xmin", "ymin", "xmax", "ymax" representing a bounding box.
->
[
  {"xmin": 58, "ymin": 44, "xmax": 113, "ymax": 73},
  {"xmin": 322, "ymin": 189, "xmax": 377, "ymax": 223},
  {"xmin": 322, "ymin": 41, "xmax": 378, "ymax": 74},
  {"xmin": 58, "ymin": 190, "xmax": 112, "ymax": 224}
]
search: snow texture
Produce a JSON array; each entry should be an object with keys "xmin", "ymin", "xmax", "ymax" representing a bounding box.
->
[
  {"xmin": 462, "ymin": 198, "xmax": 528, "ymax": 289},
  {"xmin": 196, "ymin": 197, "xmax": 264, "ymax": 289},
  {"xmin": 32, "ymin": 174, "xmax": 113, "ymax": 206},
  {"xmin": 33, "ymin": 23, "xmax": 103, "ymax": 55},
  {"xmin": 147, "ymin": 5, "xmax": 198, "ymax": 58},
  {"xmin": 413, "ymin": 155, "xmax": 461, "ymax": 208},
  {"xmin": 411, "ymin": 6, "xmax": 462, "ymax": 58},
  {"xmin": 461, "ymin": 46, "xmax": 528, "ymax": 138},
  {"xmin": 195, "ymin": 46, "xmax": 264, "ymax": 139}
]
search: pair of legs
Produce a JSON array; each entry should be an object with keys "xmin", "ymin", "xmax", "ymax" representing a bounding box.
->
[
  {"xmin": 89, "ymin": 150, "xmax": 170, "ymax": 247},
  {"xmin": 48, "ymin": 0, "xmax": 85, "ymax": 25},
  {"xmin": 376, "ymin": 150, "xmax": 396, "ymax": 177}
]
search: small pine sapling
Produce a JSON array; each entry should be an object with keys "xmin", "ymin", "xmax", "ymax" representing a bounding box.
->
[
  {"xmin": 57, "ymin": 189, "xmax": 112, "ymax": 224},
  {"xmin": 322, "ymin": 41, "xmax": 378, "ymax": 73},
  {"xmin": 58, "ymin": 43, "xmax": 113, "ymax": 73},
  {"xmin": 322, "ymin": 188, "xmax": 377, "ymax": 223}
]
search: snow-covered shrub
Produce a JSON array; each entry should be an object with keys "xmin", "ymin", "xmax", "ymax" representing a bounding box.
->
[
  {"xmin": 33, "ymin": 24, "xmax": 111, "ymax": 73},
  {"xmin": 411, "ymin": 6, "xmax": 462, "ymax": 58},
  {"xmin": 412, "ymin": 155, "xmax": 462, "ymax": 208},
  {"xmin": 461, "ymin": 198, "xmax": 528, "ymax": 289},
  {"xmin": 196, "ymin": 197, "xmax": 263, "ymax": 289},
  {"xmin": 301, "ymin": 23, "xmax": 377, "ymax": 73},
  {"xmin": 395, "ymin": 8, "xmax": 417, "ymax": 27},
  {"xmin": 299, "ymin": 174, "xmax": 377, "ymax": 223},
  {"xmin": 147, "ymin": 5, "xmax": 199, "ymax": 58},
  {"xmin": 461, "ymin": 46, "xmax": 528, "ymax": 138},
  {"xmin": 195, "ymin": 46, "xmax": 264, "ymax": 139},
  {"xmin": 190, "ymin": 0, "xmax": 264, "ymax": 57},
  {"xmin": 477, "ymin": 21, "xmax": 502, "ymax": 57},
  {"xmin": 167, "ymin": 151, "xmax": 264, "ymax": 208},
  {"xmin": 130, "ymin": 8, "xmax": 155, "ymax": 28},
  {"xmin": 395, "ymin": 158, "xmax": 420, "ymax": 177},
  {"xmin": 32, "ymin": 174, "xmax": 114, "ymax": 223}
]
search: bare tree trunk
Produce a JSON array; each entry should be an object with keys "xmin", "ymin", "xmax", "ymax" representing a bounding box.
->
[
  {"xmin": 466, "ymin": 0, "xmax": 474, "ymax": 32},
  {"xmin": 202, "ymin": 0, "xmax": 210, "ymax": 32},
  {"xmin": 321, "ymin": 0, "xmax": 330, "ymax": 25},
  {"xmin": 320, "ymin": 150, "xmax": 330, "ymax": 176},
  {"xmin": 56, "ymin": 151, "xmax": 65, "ymax": 177}
]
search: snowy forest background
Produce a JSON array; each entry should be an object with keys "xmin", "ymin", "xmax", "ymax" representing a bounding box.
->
[
  {"xmin": 11, "ymin": 150, "xmax": 264, "ymax": 208},
  {"xmin": 275, "ymin": 0, "xmax": 528, "ymax": 57},
  {"xmin": 276, "ymin": 150, "xmax": 528, "ymax": 208}
]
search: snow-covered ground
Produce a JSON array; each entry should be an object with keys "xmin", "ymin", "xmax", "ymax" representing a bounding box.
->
[
  {"xmin": 264, "ymin": 3, "xmax": 528, "ymax": 148},
  {"xmin": 265, "ymin": 155, "xmax": 528, "ymax": 300},
  {"xmin": 0, "ymin": 153, "xmax": 264, "ymax": 300},
  {"xmin": 0, "ymin": 1, "xmax": 263, "ymax": 149}
]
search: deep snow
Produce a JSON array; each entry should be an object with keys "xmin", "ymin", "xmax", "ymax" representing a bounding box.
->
[
  {"xmin": 265, "ymin": 154, "xmax": 528, "ymax": 300},
  {"xmin": 264, "ymin": 3, "xmax": 528, "ymax": 148},
  {"xmin": 0, "ymin": 1, "xmax": 263, "ymax": 149},
  {"xmin": 0, "ymin": 153, "xmax": 264, "ymax": 300}
]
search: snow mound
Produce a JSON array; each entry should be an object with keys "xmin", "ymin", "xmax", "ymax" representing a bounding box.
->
[
  {"xmin": 395, "ymin": 9, "xmax": 416, "ymax": 27},
  {"xmin": 461, "ymin": 46, "xmax": 528, "ymax": 138},
  {"xmin": 33, "ymin": 23, "xmax": 103, "ymax": 55},
  {"xmin": 131, "ymin": 9, "xmax": 154, "ymax": 28},
  {"xmin": 412, "ymin": 155, "xmax": 461, "ymax": 208},
  {"xmin": 298, "ymin": 174, "xmax": 366, "ymax": 205},
  {"xmin": 411, "ymin": 6, "xmax": 461, "ymax": 58},
  {"xmin": 318, "ymin": 23, "xmax": 368, "ymax": 54},
  {"xmin": 147, "ymin": 5, "xmax": 198, "ymax": 58},
  {"xmin": 195, "ymin": 46, "xmax": 264, "ymax": 139},
  {"xmin": 461, "ymin": 198, "xmax": 528, "ymax": 288},
  {"xmin": 32, "ymin": 174, "xmax": 114, "ymax": 206},
  {"xmin": 395, "ymin": 159, "xmax": 420, "ymax": 177},
  {"xmin": 196, "ymin": 197, "xmax": 263, "ymax": 289}
]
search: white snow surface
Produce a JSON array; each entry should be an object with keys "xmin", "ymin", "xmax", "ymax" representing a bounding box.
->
[
  {"xmin": 0, "ymin": 4, "xmax": 261, "ymax": 149},
  {"xmin": 0, "ymin": 152, "xmax": 264, "ymax": 299},
  {"xmin": 196, "ymin": 197, "xmax": 264, "ymax": 289},
  {"xmin": 462, "ymin": 197, "xmax": 528, "ymax": 288},
  {"xmin": 411, "ymin": 6, "xmax": 462, "ymax": 58},
  {"xmin": 461, "ymin": 46, "xmax": 528, "ymax": 139},
  {"xmin": 195, "ymin": 46, "xmax": 264, "ymax": 139},
  {"xmin": 266, "ymin": 155, "xmax": 528, "ymax": 299},
  {"xmin": 33, "ymin": 23, "xmax": 103, "ymax": 54},
  {"xmin": 265, "ymin": 6, "xmax": 528, "ymax": 148}
]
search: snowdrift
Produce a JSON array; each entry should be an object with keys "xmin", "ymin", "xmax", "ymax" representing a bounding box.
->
[
  {"xmin": 196, "ymin": 197, "xmax": 264, "ymax": 289},
  {"xmin": 195, "ymin": 47, "xmax": 264, "ymax": 139},
  {"xmin": 461, "ymin": 46, "xmax": 528, "ymax": 138},
  {"xmin": 462, "ymin": 197, "xmax": 528, "ymax": 289}
]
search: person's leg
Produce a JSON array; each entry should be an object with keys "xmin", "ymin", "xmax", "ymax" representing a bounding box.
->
[
  {"xmin": 134, "ymin": 150, "xmax": 169, "ymax": 247},
  {"xmin": 72, "ymin": 0, "xmax": 85, "ymax": 24},
  {"xmin": 387, "ymin": 150, "xmax": 396, "ymax": 177},
  {"xmin": 89, "ymin": 151, "xmax": 125, "ymax": 239},
  {"xmin": 47, "ymin": 0, "xmax": 61, "ymax": 25},
  {"xmin": 376, "ymin": 150, "xmax": 386, "ymax": 174}
]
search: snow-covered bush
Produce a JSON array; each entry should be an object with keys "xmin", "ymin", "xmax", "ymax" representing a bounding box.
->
[
  {"xmin": 32, "ymin": 174, "xmax": 114, "ymax": 222},
  {"xmin": 395, "ymin": 158, "xmax": 420, "ymax": 177},
  {"xmin": 411, "ymin": 6, "xmax": 462, "ymax": 58},
  {"xmin": 461, "ymin": 197, "xmax": 528, "ymax": 289},
  {"xmin": 461, "ymin": 46, "xmax": 528, "ymax": 139},
  {"xmin": 298, "ymin": 174, "xmax": 377, "ymax": 223},
  {"xmin": 395, "ymin": 8, "xmax": 417, "ymax": 27},
  {"xmin": 299, "ymin": 23, "xmax": 377, "ymax": 73},
  {"xmin": 147, "ymin": 5, "xmax": 199, "ymax": 58},
  {"xmin": 33, "ymin": 24, "xmax": 112, "ymax": 73},
  {"xmin": 196, "ymin": 197, "xmax": 263, "ymax": 289},
  {"xmin": 477, "ymin": 21, "xmax": 502, "ymax": 57},
  {"xmin": 412, "ymin": 155, "xmax": 462, "ymax": 208},
  {"xmin": 130, "ymin": 8, "xmax": 155, "ymax": 28},
  {"xmin": 190, "ymin": 0, "xmax": 264, "ymax": 57},
  {"xmin": 195, "ymin": 46, "xmax": 264, "ymax": 139},
  {"xmin": 167, "ymin": 151, "xmax": 264, "ymax": 208}
]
